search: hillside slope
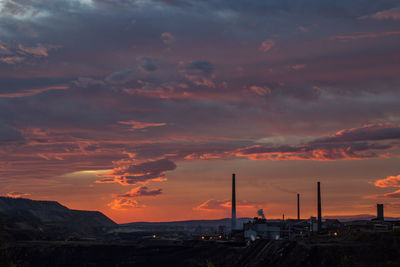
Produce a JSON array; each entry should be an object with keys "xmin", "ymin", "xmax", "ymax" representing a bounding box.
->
[{"xmin": 0, "ymin": 197, "xmax": 116, "ymax": 240}]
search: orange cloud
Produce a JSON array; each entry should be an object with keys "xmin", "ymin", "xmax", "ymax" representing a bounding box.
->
[
  {"xmin": 107, "ymin": 198, "xmax": 145, "ymax": 210},
  {"xmin": 193, "ymin": 199, "xmax": 229, "ymax": 212},
  {"xmin": 364, "ymin": 189, "xmax": 400, "ymax": 199},
  {"xmin": 5, "ymin": 191, "xmax": 31, "ymax": 198},
  {"xmin": 374, "ymin": 174, "xmax": 400, "ymax": 188},
  {"xmin": 193, "ymin": 199, "xmax": 256, "ymax": 212},
  {"xmin": 118, "ymin": 120, "xmax": 167, "ymax": 131}
]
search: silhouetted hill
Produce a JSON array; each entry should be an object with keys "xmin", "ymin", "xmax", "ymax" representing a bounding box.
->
[
  {"xmin": 0, "ymin": 197, "xmax": 116, "ymax": 241},
  {"xmin": 324, "ymin": 214, "xmax": 400, "ymax": 221},
  {"xmin": 121, "ymin": 217, "xmax": 252, "ymax": 229}
]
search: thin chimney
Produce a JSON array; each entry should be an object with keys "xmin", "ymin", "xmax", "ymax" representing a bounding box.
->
[
  {"xmin": 231, "ymin": 173, "xmax": 236, "ymax": 230},
  {"xmin": 297, "ymin": 193, "xmax": 300, "ymax": 221},
  {"xmin": 317, "ymin": 181, "xmax": 322, "ymax": 232}
]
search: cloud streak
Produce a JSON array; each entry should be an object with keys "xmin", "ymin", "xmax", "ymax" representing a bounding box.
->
[
  {"xmin": 329, "ymin": 31, "xmax": 400, "ymax": 40},
  {"xmin": 365, "ymin": 190, "xmax": 400, "ymax": 199},
  {"xmin": 0, "ymin": 84, "xmax": 69, "ymax": 98},
  {"xmin": 118, "ymin": 120, "xmax": 167, "ymax": 131},
  {"xmin": 194, "ymin": 199, "xmax": 256, "ymax": 212},
  {"xmin": 118, "ymin": 186, "xmax": 162, "ymax": 197},
  {"xmin": 361, "ymin": 7, "xmax": 400, "ymax": 20}
]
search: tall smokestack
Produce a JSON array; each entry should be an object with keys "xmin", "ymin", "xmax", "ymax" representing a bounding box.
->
[
  {"xmin": 377, "ymin": 204, "xmax": 384, "ymax": 221},
  {"xmin": 297, "ymin": 193, "xmax": 300, "ymax": 221},
  {"xmin": 317, "ymin": 181, "xmax": 322, "ymax": 232},
  {"xmin": 231, "ymin": 173, "xmax": 236, "ymax": 230}
]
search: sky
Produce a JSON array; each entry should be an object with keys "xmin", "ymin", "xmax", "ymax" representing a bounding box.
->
[{"xmin": 1, "ymin": 0, "xmax": 400, "ymax": 223}]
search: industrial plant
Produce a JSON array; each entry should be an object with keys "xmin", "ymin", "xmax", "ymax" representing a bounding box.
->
[
  {"xmin": 170, "ymin": 173, "xmax": 400, "ymax": 244},
  {"xmin": 226, "ymin": 173, "xmax": 400, "ymax": 243}
]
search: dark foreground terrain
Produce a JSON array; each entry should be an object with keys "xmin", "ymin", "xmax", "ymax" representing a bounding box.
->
[
  {"xmin": 2, "ymin": 232, "xmax": 400, "ymax": 267},
  {"xmin": 1, "ymin": 197, "xmax": 400, "ymax": 266}
]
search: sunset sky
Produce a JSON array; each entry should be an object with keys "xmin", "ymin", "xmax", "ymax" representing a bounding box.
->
[{"xmin": 1, "ymin": 0, "xmax": 400, "ymax": 223}]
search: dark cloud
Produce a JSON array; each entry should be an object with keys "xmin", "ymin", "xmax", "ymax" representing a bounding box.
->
[
  {"xmin": 236, "ymin": 142, "xmax": 393, "ymax": 161},
  {"xmin": 179, "ymin": 60, "xmax": 216, "ymax": 87},
  {"xmin": 150, "ymin": 0, "xmax": 399, "ymax": 19},
  {"xmin": 236, "ymin": 123, "xmax": 400, "ymax": 161},
  {"xmin": 0, "ymin": 125, "xmax": 24, "ymax": 142},
  {"xmin": 94, "ymin": 0, "xmax": 139, "ymax": 8},
  {"xmin": 183, "ymin": 61, "xmax": 215, "ymax": 77},
  {"xmin": 118, "ymin": 186, "xmax": 162, "ymax": 197},
  {"xmin": 137, "ymin": 57, "xmax": 158, "ymax": 72},
  {"xmin": 105, "ymin": 69, "xmax": 135, "ymax": 84},
  {"xmin": 155, "ymin": 0, "xmax": 191, "ymax": 7},
  {"xmin": 114, "ymin": 159, "xmax": 176, "ymax": 176},
  {"xmin": 98, "ymin": 159, "xmax": 177, "ymax": 185},
  {"xmin": 312, "ymin": 123, "xmax": 400, "ymax": 144}
]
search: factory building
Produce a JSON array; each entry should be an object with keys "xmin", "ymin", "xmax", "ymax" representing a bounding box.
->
[{"xmin": 243, "ymin": 218, "xmax": 280, "ymax": 241}]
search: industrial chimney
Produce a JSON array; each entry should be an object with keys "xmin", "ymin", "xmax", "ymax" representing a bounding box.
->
[
  {"xmin": 231, "ymin": 173, "xmax": 237, "ymax": 230},
  {"xmin": 317, "ymin": 181, "xmax": 322, "ymax": 232},
  {"xmin": 297, "ymin": 193, "xmax": 300, "ymax": 221},
  {"xmin": 377, "ymin": 204, "xmax": 384, "ymax": 221}
]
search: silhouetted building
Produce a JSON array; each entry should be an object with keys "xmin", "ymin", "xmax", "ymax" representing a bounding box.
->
[
  {"xmin": 231, "ymin": 173, "xmax": 237, "ymax": 230},
  {"xmin": 377, "ymin": 204, "xmax": 384, "ymax": 221},
  {"xmin": 243, "ymin": 218, "xmax": 280, "ymax": 240}
]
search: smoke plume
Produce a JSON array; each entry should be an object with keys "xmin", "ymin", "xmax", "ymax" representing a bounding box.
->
[{"xmin": 257, "ymin": 208, "xmax": 265, "ymax": 219}]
